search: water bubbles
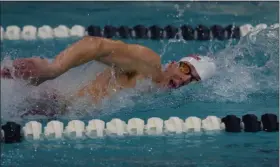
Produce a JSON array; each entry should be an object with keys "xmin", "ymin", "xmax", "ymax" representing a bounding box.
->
[
  {"xmin": 148, "ymin": 147, "xmax": 153, "ymax": 152},
  {"xmin": 203, "ymin": 16, "xmax": 209, "ymax": 20},
  {"xmin": 174, "ymin": 3, "xmax": 192, "ymax": 19}
]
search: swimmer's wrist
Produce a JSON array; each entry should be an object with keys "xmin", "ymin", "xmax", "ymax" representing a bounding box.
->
[{"xmin": 50, "ymin": 62, "xmax": 65, "ymax": 78}]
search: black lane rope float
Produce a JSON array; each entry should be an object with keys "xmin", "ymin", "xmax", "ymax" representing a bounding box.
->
[{"xmin": 87, "ymin": 24, "xmax": 241, "ymax": 40}]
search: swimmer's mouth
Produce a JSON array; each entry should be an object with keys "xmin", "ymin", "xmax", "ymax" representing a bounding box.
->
[{"xmin": 168, "ymin": 79, "xmax": 178, "ymax": 89}]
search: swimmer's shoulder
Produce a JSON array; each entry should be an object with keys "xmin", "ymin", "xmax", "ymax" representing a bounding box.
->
[{"xmin": 88, "ymin": 36, "xmax": 160, "ymax": 57}]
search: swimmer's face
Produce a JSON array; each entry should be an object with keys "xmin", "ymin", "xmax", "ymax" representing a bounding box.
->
[{"xmin": 164, "ymin": 61, "xmax": 201, "ymax": 89}]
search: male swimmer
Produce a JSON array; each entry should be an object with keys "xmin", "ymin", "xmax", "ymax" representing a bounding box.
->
[{"xmin": 1, "ymin": 36, "xmax": 216, "ymax": 105}]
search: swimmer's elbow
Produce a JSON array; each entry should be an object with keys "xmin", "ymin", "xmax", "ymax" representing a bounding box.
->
[
  {"xmin": 79, "ymin": 36, "xmax": 105, "ymax": 58},
  {"xmin": 82, "ymin": 36, "xmax": 102, "ymax": 49}
]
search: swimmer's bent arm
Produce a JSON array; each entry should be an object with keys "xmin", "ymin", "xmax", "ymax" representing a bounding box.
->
[
  {"xmin": 50, "ymin": 36, "xmax": 162, "ymax": 81},
  {"xmin": 51, "ymin": 36, "xmax": 107, "ymax": 77}
]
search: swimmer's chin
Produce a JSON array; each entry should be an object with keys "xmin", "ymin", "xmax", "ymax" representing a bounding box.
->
[
  {"xmin": 165, "ymin": 80, "xmax": 196, "ymax": 90},
  {"xmin": 157, "ymin": 80, "xmax": 179, "ymax": 90}
]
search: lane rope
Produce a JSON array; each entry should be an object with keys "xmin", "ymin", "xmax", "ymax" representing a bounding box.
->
[
  {"xmin": 1, "ymin": 113, "xmax": 278, "ymax": 144},
  {"xmin": 0, "ymin": 23, "xmax": 279, "ymax": 41}
]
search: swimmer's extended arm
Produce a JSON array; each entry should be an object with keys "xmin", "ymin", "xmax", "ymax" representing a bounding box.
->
[{"xmin": 51, "ymin": 36, "xmax": 163, "ymax": 81}]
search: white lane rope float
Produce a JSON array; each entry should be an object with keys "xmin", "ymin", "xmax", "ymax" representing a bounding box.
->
[
  {"xmin": 0, "ymin": 23, "xmax": 279, "ymax": 41},
  {"xmin": 1, "ymin": 113, "xmax": 278, "ymax": 143}
]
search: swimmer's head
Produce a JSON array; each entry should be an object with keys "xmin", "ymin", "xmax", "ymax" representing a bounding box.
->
[{"xmin": 164, "ymin": 54, "xmax": 216, "ymax": 89}]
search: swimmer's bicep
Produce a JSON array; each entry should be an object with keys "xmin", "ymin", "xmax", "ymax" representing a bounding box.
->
[
  {"xmin": 128, "ymin": 45, "xmax": 162, "ymax": 75},
  {"xmin": 133, "ymin": 45, "xmax": 161, "ymax": 66},
  {"xmin": 99, "ymin": 40, "xmax": 161, "ymax": 75}
]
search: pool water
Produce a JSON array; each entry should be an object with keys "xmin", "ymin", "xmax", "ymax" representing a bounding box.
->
[{"xmin": 1, "ymin": 2, "xmax": 279, "ymax": 167}]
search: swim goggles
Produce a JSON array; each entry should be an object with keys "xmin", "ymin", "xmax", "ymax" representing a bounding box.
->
[{"xmin": 179, "ymin": 61, "xmax": 200, "ymax": 81}]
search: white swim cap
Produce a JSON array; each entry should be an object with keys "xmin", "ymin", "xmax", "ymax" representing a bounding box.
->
[{"xmin": 179, "ymin": 54, "xmax": 216, "ymax": 81}]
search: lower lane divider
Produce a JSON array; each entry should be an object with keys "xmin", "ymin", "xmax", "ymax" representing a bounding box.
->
[{"xmin": 1, "ymin": 113, "xmax": 278, "ymax": 144}]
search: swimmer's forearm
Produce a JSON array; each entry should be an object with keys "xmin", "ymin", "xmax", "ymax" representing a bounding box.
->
[{"xmin": 51, "ymin": 36, "xmax": 105, "ymax": 76}]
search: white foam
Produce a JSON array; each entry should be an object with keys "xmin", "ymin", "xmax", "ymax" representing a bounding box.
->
[
  {"xmin": 240, "ymin": 24, "xmax": 253, "ymax": 37},
  {"xmin": 254, "ymin": 24, "xmax": 267, "ymax": 31}
]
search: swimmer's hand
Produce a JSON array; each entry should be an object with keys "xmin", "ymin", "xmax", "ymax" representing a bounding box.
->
[{"xmin": 12, "ymin": 57, "xmax": 59, "ymax": 86}]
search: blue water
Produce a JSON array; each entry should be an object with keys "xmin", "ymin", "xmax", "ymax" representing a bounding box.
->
[{"xmin": 1, "ymin": 2, "xmax": 279, "ymax": 167}]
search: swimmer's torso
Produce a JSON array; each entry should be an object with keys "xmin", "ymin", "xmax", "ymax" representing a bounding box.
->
[
  {"xmin": 77, "ymin": 67, "xmax": 145, "ymax": 103},
  {"xmin": 22, "ymin": 68, "xmax": 146, "ymax": 117}
]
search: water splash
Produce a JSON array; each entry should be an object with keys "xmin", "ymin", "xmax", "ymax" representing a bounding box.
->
[{"xmin": 206, "ymin": 26, "xmax": 279, "ymax": 102}]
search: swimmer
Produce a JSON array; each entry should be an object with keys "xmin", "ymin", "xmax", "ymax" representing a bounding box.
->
[{"xmin": 1, "ymin": 36, "xmax": 216, "ymax": 104}]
